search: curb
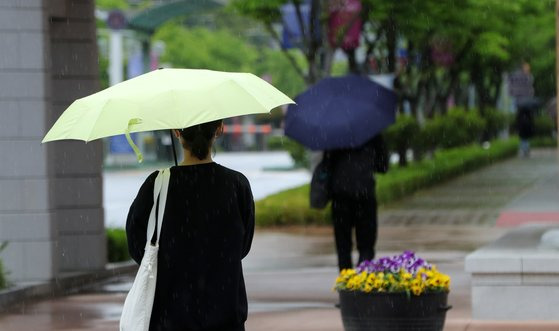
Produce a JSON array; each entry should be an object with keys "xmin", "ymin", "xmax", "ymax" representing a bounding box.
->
[{"xmin": 0, "ymin": 261, "xmax": 137, "ymax": 312}]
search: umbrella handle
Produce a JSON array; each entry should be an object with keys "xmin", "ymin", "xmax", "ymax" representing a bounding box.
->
[
  {"xmin": 125, "ymin": 118, "xmax": 143, "ymax": 163},
  {"xmin": 169, "ymin": 129, "xmax": 178, "ymax": 166}
]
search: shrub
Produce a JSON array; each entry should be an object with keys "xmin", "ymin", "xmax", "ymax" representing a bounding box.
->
[
  {"xmin": 279, "ymin": 137, "xmax": 309, "ymax": 168},
  {"xmin": 266, "ymin": 135, "xmax": 286, "ymax": 151},
  {"xmin": 534, "ymin": 114, "xmax": 555, "ymax": 137},
  {"xmin": 481, "ymin": 108, "xmax": 509, "ymax": 140},
  {"xmin": 106, "ymin": 228, "xmax": 130, "ymax": 263},
  {"xmin": 530, "ymin": 136, "xmax": 557, "ymax": 147},
  {"xmin": 265, "ymin": 136, "xmax": 309, "ymax": 167},
  {"xmin": 385, "ymin": 115, "xmax": 421, "ymax": 166},
  {"xmin": 433, "ymin": 108, "xmax": 486, "ymax": 149},
  {"xmin": 420, "ymin": 119, "xmax": 443, "ymax": 152},
  {"xmin": 255, "ymin": 138, "xmax": 519, "ymax": 226},
  {"xmin": 256, "ymin": 184, "xmax": 331, "ymax": 226}
]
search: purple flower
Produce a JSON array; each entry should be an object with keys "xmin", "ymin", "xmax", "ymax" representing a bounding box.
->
[{"xmin": 356, "ymin": 251, "xmax": 432, "ymax": 275}]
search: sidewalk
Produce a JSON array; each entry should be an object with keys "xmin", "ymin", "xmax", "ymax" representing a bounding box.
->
[{"xmin": 0, "ymin": 149, "xmax": 558, "ymax": 330}]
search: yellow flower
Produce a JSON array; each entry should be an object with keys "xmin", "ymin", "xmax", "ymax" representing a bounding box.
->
[
  {"xmin": 401, "ymin": 272, "xmax": 412, "ymax": 281},
  {"xmin": 411, "ymin": 285, "xmax": 422, "ymax": 296},
  {"xmin": 373, "ymin": 278, "xmax": 384, "ymax": 289},
  {"xmin": 341, "ymin": 269, "xmax": 356, "ymax": 277}
]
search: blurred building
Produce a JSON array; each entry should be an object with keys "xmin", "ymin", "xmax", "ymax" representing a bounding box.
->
[{"xmin": 0, "ymin": 1, "xmax": 105, "ymax": 282}]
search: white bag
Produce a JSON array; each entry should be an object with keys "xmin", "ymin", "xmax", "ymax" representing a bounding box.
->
[{"xmin": 120, "ymin": 168, "xmax": 170, "ymax": 331}]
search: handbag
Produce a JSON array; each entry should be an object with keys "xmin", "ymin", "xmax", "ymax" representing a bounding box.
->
[
  {"xmin": 120, "ymin": 168, "xmax": 170, "ymax": 331},
  {"xmin": 310, "ymin": 155, "xmax": 331, "ymax": 209}
]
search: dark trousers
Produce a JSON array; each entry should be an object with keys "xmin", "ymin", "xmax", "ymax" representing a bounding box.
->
[{"xmin": 332, "ymin": 195, "xmax": 377, "ymax": 270}]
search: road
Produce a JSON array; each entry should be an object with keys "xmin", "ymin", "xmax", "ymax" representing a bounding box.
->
[{"xmin": 103, "ymin": 151, "xmax": 310, "ymax": 228}]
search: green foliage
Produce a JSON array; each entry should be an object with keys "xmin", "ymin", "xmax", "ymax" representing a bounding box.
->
[
  {"xmin": 98, "ymin": 55, "xmax": 109, "ymax": 90},
  {"xmin": 426, "ymin": 108, "xmax": 486, "ymax": 149},
  {"xmin": 481, "ymin": 108, "xmax": 509, "ymax": 140},
  {"xmin": 95, "ymin": 0, "xmax": 153, "ymax": 10},
  {"xmin": 154, "ymin": 22, "xmax": 258, "ymax": 72},
  {"xmin": 534, "ymin": 114, "xmax": 556, "ymax": 137},
  {"xmin": 281, "ymin": 137, "xmax": 308, "ymax": 168},
  {"xmin": 253, "ymin": 49, "xmax": 306, "ymax": 98},
  {"xmin": 230, "ymin": 0, "xmax": 286, "ymax": 24},
  {"xmin": 153, "ymin": 21, "xmax": 305, "ymax": 99},
  {"xmin": 530, "ymin": 136, "xmax": 557, "ymax": 148},
  {"xmin": 385, "ymin": 115, "xmax": 421, "ymax": 152},
  {"xmin": 256, "ymin": 184, "xmax": 331, "ymax": 227},
  {"xmin": 96, "ymin": 0, "xmax": 128, "ymax": 10},
  {"xmin": 267, "ymin": 135, "xmax": 286, "ymax": 151},
  {"xmin": 266, "ymin": 136, "xmax": 309, "ymax": 168},
  {"xmin": 0, "ymin": 242, "xmax": 8, "ymax": 290},
  {"xmin": 384, "ymin": 115, "xmax": 420, "ymax": 165},
  {"xmin": 508, "ymin": 0, "xmax": 556, "ymax": 97},
  {"xmin": 234, "ymin": 0, "xmax": 556, "ymax": 111},
  {"xmin": 255, "ymin": 138, "xmax": 519, "ymax": 226},
  {"xmin": 106, "ymin": 228, "xmax": 130, "ymax": 263}
]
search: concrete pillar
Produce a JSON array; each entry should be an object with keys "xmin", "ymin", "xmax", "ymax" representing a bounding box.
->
[{"xmin": 0, "ymin": 0, "xmax": 105, "ymax": 282}]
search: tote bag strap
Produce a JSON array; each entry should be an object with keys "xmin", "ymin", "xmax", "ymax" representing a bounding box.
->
[
  {"xmin": 155, "ymin": 168, "xmax": 170, "ymax": 245},
  {"xmin": 146, "ymin": 168, "xmax": 171, "ymax": 246}
]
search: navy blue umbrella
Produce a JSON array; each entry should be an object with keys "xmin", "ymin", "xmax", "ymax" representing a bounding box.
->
[{"xmin": 284, "ymin": 75, "xmax": 396, "ymax": 150}]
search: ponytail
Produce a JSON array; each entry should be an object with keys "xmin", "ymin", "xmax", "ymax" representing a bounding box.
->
[{"xmin": 179, "ymin": 120, "xmax": 223, "ymax": 160}]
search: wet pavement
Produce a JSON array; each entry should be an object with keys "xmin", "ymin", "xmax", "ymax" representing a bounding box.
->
[{"xmin": 1, "ymin": 149, "xmax": 558, "ymax": 330}]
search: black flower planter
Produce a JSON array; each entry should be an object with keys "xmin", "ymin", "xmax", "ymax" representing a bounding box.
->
[{"xmin": 339, "ymin": 291, "xmax": 451, "ymax": 331}]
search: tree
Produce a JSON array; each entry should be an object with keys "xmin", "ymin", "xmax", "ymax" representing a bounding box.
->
[
  {"xmin": 232, "ymin": 0, "xmax": 556, "ymax": 114},
  {"xmin": 152, "ymin": 20, "xmax": 306, "ymax": 99},
  {"xmin": 153, "ymin": 22, "xmax": 259, "ymax": 72}
]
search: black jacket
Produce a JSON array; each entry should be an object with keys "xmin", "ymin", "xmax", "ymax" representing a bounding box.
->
[
  {"xmin": 126, "ymin": 163, "xmax": 255, "ymax": 331},
  {"xmin": 327, "ymin": 135, "xmax": 388, "ymax": 199}
]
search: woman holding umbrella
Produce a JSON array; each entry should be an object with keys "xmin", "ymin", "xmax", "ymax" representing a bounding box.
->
[
  {"xmin": 126, "ymin": 119, "xmax": 254, "ymax": 330},
  {"xmin": 42, "ymin": 69, "xmax": 294, "ymax": 331}
]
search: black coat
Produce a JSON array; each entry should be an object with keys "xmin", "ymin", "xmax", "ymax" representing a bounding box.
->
[
  {"xmin": 126, "ymin": 163, "xmax": 254, "ymax": 331},
  {"xmin": 516, "ymin": 108, "xmax": 535, "ymax": 139},
  {"xmin": 326, "ymin": 135, "xmax": 389, "ymax": 199}
]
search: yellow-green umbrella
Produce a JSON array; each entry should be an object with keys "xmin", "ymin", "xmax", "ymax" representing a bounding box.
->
[{"xmin": 42, "ymin": 68, "xmax": 295, "ymax": 163}]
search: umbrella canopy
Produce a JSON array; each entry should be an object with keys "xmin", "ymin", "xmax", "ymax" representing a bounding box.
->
[
  {"xmin": 284, "ymin": 75, "xmax": 396, "ymax": 150},
  {"xmin": 44, "ymin": 68, "xmax": 294, "ymax": 143},
  {"xmin": 43, "ymin": 68, "xmax": 294, "ymax": 163}
]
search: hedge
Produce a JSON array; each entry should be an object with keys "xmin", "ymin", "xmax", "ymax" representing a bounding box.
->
[
  {"xmin": 531, "ymin": 136, "xmax": 557, "ymax": 148},
  {"xmin": 106, "ymin": 228, "xmax": 130, "ymax": 263},
  {"xmin": 255, "ymin": 138, "xmax": 519, "ymax": 227}
]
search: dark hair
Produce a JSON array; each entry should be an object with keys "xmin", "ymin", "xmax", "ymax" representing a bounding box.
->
[{"xmin": 179, "ymin": 120, "xmax": 223, "ymax": 160}]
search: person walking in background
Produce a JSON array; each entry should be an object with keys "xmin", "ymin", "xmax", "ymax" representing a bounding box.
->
[
  {"xmin": 327, "ymin": 134, "xmax": 389, "ymax": 270},
  {"xmin": 126, "ymin": 120, "xmax": 255, "ymax": 331},
  {"xmin": 516, "ymin": 104, "xmax": 535, "ymax": 157},
  {"xmin": 508, "ymin": 61, "xmax": 536, "ymax": 157}
]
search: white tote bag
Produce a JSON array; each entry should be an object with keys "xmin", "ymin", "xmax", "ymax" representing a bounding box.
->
[{"xmin": 120, "ymin": 168, "xmax": 170, "ymax": 331}]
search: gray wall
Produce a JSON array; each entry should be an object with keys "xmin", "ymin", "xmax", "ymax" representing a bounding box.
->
[{"xmin": 0, "ymin": 0, "xmax": 105, "ymax": 282}]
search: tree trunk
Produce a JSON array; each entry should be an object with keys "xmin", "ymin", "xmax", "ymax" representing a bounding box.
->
[
  {"xmin": 398, "ymin": 148, "xmax": 408, "ymax": 166},
  {"xmin": 386, "ymin": 17, "xmax": 397, "ymax": 72}
]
